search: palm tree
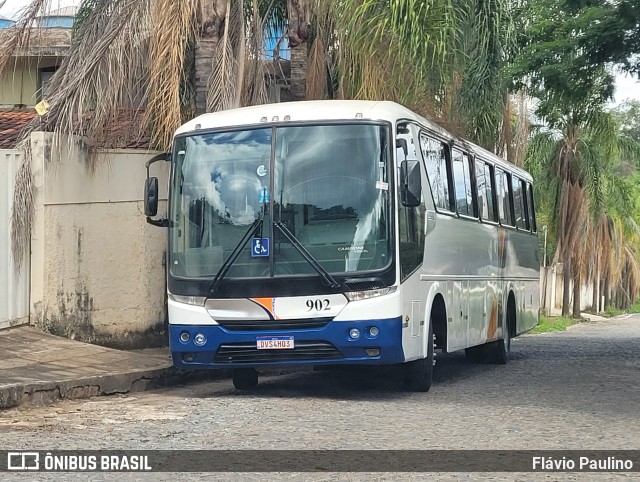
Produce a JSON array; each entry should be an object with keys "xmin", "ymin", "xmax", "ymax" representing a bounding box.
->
[
  {"xmin": 526, "ymin": 110, "xmax": 640, "ymax": 316},
  {"xmin": 2, "ymin": 0, "xmax": 521, "ymax": 265},
  {"xmin": 323, "ymin": 0, "xmax": 518, "ymax": 150}
]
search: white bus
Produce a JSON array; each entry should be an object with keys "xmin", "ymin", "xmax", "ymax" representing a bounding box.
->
[{"xmin": 144, "ymin": 100, "xmax": 539, "ymax": 392}]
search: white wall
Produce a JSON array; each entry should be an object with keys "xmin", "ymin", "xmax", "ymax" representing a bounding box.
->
[
  {"xmin": 0, "ymin": 149, "xmax": 30, "ymax": 329},
  {"xmin": 29, "ymin": 133, "xmax": 170, "ymax": 348}
]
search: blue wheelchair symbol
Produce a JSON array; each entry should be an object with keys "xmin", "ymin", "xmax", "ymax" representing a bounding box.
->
[{"xmin": 251, "ymin": 238, "xmax": 270, "ymax": 257}]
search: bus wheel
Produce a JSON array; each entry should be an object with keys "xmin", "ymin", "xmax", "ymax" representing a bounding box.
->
[
  {"xmin": 232, "ymin": 368, "xmax": 259, "ymax": 390},
  {"xmin": 404, "ymin": 321, "xmax": 434, "ymax": 392},
  {"xmin": 484, "ymin": 323, "xmax": 510, "ymax": 364}
]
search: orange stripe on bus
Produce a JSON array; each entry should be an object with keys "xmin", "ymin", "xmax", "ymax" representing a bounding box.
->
[{"xmin": 251, "ymin": 297, "xmax": 275, "ymax": 319}]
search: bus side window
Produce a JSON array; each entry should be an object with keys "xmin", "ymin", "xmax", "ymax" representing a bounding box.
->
[
  {"xmin": 496, "ymin": 168, "xmax": 513, "ymax": 226},
  {"xmin": 398, "ymin": 123, "xmax": 426, "ymax": 280},
  {"xmin": 420, "ymin": 133, "xmax": 453, "ymax": 213},
  {"xmin": 476, "ymin": 159, "xmax": 492, "ymax": 221},
  {"xmin": 512, "ymin": 175, "xmax": 527, "ymax": 229},
  {"xmin": 452, "ymin": 150, "xmax": 475, "ymax": 217},
  {"xmin": 483, "ymin": 162, "xmax": 497, "ymax": 222},
  {"xmin": 527, "ymin": 182, "xmax": 537, "ymax": 232}
]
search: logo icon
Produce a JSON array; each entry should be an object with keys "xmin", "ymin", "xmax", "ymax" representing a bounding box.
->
[
  {"xmin": 256, "ymin": 165, "xmax": 267, "ymax": 177},
  {"xmin": 7, "ymin": 452, "xmax": 39, "ymax": 471},
  {"xmin": 251, "ymin": 238, "xmax": 269, "ymax": 257}
]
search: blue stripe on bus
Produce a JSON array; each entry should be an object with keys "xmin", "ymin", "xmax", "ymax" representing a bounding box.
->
[{"xmin": 169, "ymin": 316, "xmax": 404, "ymax": 369}]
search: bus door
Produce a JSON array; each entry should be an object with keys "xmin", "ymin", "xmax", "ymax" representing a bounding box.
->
[{"xmin": 396, "ymin": 123, "xmax": 428, "ymax": 360}]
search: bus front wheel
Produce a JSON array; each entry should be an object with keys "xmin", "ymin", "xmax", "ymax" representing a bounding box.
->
[
  {"xmin": 232, "ymin": 368, "xmax": 259, "ymax": 390},
  {"xmin": 404, "ymin": 321, "xmax": 434, "ymax": 392}
]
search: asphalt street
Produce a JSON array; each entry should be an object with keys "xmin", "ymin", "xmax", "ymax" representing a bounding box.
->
[{"xmin": 1, "ymin": 314, "xmax": 639, "ymax": 481}]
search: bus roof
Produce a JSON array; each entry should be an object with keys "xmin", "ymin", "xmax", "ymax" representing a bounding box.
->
[{"xmin": 176, "ymin": 100, "xmax": 532, "ymax": 181}]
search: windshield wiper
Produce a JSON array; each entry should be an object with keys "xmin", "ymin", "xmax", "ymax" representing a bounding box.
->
[
  {"xmin": 274, "ymin": 221, "xmax": 341, "ymax": 289},
  {"xmin": 208, "ymin": 219, "xmax": 262, "ymax": 295}
]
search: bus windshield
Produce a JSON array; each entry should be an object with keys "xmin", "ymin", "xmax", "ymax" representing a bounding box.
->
[{"xmin": 169, "ymin": 123, "xmax": 391, "ymax": 280}]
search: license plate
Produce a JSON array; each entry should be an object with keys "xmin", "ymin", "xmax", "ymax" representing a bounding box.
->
[{"xmin": 256, "ymin": 336, "xmax": 294, "ymax": 350}]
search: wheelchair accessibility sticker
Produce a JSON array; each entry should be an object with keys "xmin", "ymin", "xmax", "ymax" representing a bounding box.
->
[{"xmin": 251, "ymin": 238, "xmax": 270, "ymax": 257}]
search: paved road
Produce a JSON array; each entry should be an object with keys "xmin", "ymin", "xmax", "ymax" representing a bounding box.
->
[{"xmin": 1, "ymin": 315, "xmax": 639, "ymax": 481}]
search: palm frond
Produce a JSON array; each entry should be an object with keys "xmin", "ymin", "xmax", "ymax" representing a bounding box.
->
[
  {"xmin": 241, "ymin": 0, "xmax": 269, "ymax": 107},
  {"xmin": 207, "ymin": 0, "xmax": 244, "ymax": 112},
  {"xmin": 144, "ymin": 0, "xmax": 198, "ymax": 148},
  {"xmin": 10, "ymin": 146, "xmax": 34, "ymax": 269}
]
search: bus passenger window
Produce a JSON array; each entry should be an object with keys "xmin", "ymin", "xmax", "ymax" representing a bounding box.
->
[
  {"xmin": 512, "ymin": 176, "xmax": 527, "ymax": 229},
  {"xmin": 496, "ymin": 168, "xmax": 513, "ymax": 226},
  {"xmin": 452, "ymin": 149, "xmax": 471, "ymax": 215},
  {"xmin": 527, "ymin": 183, "xmax": 537, "ymax": 232},
  {"xmin": 420, "ymin": 133, "xmax": 452, "ymax": 212},
  {"xmin": 476, "ymin": 159, "xmax": 495, "ymax": 221},
  {"xmin": 483, "ymin": 163, "xmax": 497, "ymax": 222},
  {"xmin": 475, "ymin": 160, "xmax": 487, "ymax": 219}
]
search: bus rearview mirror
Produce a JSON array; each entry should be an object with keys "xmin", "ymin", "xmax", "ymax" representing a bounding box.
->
[
  {"xmin": 400, "ymin": 160, "xmax": 421, "ymax": 207},
  {"xmin": 144, "ymin": 177, "xmax": 159, "ymax": 217}
]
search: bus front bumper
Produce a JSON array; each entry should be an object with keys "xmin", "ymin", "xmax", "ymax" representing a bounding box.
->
[{"xmin": 169, "ymin": 317, "xmax": 404, "ymax": 369}]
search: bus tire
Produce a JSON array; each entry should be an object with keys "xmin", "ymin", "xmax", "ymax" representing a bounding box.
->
[
  {"xmin": 404, "ymin": 321, "xmax": 434, "ymax": 392},
  {"xmin": 484, "ymin": 328, "xmax": 510, "ymax": 364},
  {"xmin": 485, "ymin": 294, "xmax": 515, "ymax": 364},
  {"xmin": 232, "ymin": 368, "xmax": 259, "ymax": 390}
]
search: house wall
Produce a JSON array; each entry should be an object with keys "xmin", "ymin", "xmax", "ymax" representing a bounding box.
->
[
  {"xmin": 29, "ymin": 132, "xmax": 170, "ymax": 348},
  {"xmin": 0, "ymin": 57, "xmax": 61, "ymax": 106}
]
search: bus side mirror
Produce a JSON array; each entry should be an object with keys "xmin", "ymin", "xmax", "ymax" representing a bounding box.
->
[
  {"xmin": 400, "ymin": 160, "xmax": 421, "ymax": 207},
  {"xmin": 144, "ymin": 177, "xmax": 159, "ymax": 217},
  {"xmin": 144, "ymin": 152, "xmax": 170, "ymax": 227}
]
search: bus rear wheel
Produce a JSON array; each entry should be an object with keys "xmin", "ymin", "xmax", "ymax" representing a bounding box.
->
[
  {"xmin": 404, "ymin": 321, "xmax": 434, "ymax": 392},
  {"xmin": 232, "ymin": 368, "xmax": 258, "ymax": 390},
  {"xmin": 483, "ymin": 326, "xmax": 510, "ymax": 364}
]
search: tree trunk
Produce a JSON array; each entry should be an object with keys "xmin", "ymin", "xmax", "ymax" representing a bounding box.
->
[
  {"xmin": 604, "ymin": 276, "xmax": 610, "ymax": 309},
  {"xmin": 572, "ymin": 268, "xmax": 581, "ymax": 318},
  {"xmin": 286, "ymin": 0, "xmax": 310, "ymax": 102},
  {"xmin": 562, "ymin": 258, "xmax": 571, "ymax": 317},
  {"xmin": 288, "ymin": 44, "xmax": 307, "ymax": 101},
  {"xmin": 195, "ymin": 1, "xmax": 227, "ymax": 115}
]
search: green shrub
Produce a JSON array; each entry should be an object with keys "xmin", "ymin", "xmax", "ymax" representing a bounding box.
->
[{"xmin": 531, "ymin": 315, "xmax": 580, "ymax": 333}]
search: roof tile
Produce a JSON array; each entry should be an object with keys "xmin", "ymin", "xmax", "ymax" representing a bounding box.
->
[{"xmin": 0, "ymin": 109, "xmax": 151, "ymax": 150}]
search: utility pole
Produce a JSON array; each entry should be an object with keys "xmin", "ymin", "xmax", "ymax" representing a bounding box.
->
[{"xmin": 542, "ymin": 225, "xmax": 548, "ymax": 313}]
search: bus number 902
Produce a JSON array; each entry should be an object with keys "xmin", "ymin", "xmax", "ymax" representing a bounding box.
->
[{"xmin": 306, "ymin": 299, "xmax": 331, "ymax": 311}]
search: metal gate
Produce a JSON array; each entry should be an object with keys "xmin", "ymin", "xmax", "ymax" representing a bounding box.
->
[{"xmin": 0, "ymin": 150, "xmax": 29, "ymax": 329}]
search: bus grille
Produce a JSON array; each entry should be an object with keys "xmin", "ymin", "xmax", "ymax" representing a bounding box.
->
[
  {"xmin": 214, "ymin": 341, "xmax": 343, "ymax": 363},
  {"xmin": 217, "ymin": 318, "xmax": 331, "ymax": 331}
]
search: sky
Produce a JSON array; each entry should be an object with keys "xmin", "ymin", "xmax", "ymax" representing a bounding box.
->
[{"xmin": 1, "ymin": 0, "xmax": 639, "ymax": 106}]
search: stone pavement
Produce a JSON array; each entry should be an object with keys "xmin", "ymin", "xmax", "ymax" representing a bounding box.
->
[{"xmin": 0, "ymin": 325, "xmax": 209, "ymax": 409}]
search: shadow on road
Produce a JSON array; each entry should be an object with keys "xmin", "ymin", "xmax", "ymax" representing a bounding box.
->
[{"xmin": 184, "ymin": 351, "xmax": 501, "ymax": 402}]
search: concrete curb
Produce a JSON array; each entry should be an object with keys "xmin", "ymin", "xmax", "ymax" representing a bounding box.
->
[
  {"xmin": 0, "ymin": 325, "xmax": 228, "ymax": 410},
  {"xmin": 0, "ymin": 366, "xmax": 227, "ymax": 410}
]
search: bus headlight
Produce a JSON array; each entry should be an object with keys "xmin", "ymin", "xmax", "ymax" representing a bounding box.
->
[
  {"xmin": 345, "ymin": 286, "xmax": 396, "ymax": 301},
  {"xmin": 179, "ymin": 332, "xmax": 190, "ymax": 343},
  {"xmin": 349, "ymin": 328, "xmax": 360, "ymax": 340},
  {"xmin": 169, "ymin": 293, "xmax": 206, "ymax": 306},
  {"xmin": 194, "ymin": 333, "xmax": 207, "ymax": 346}
]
